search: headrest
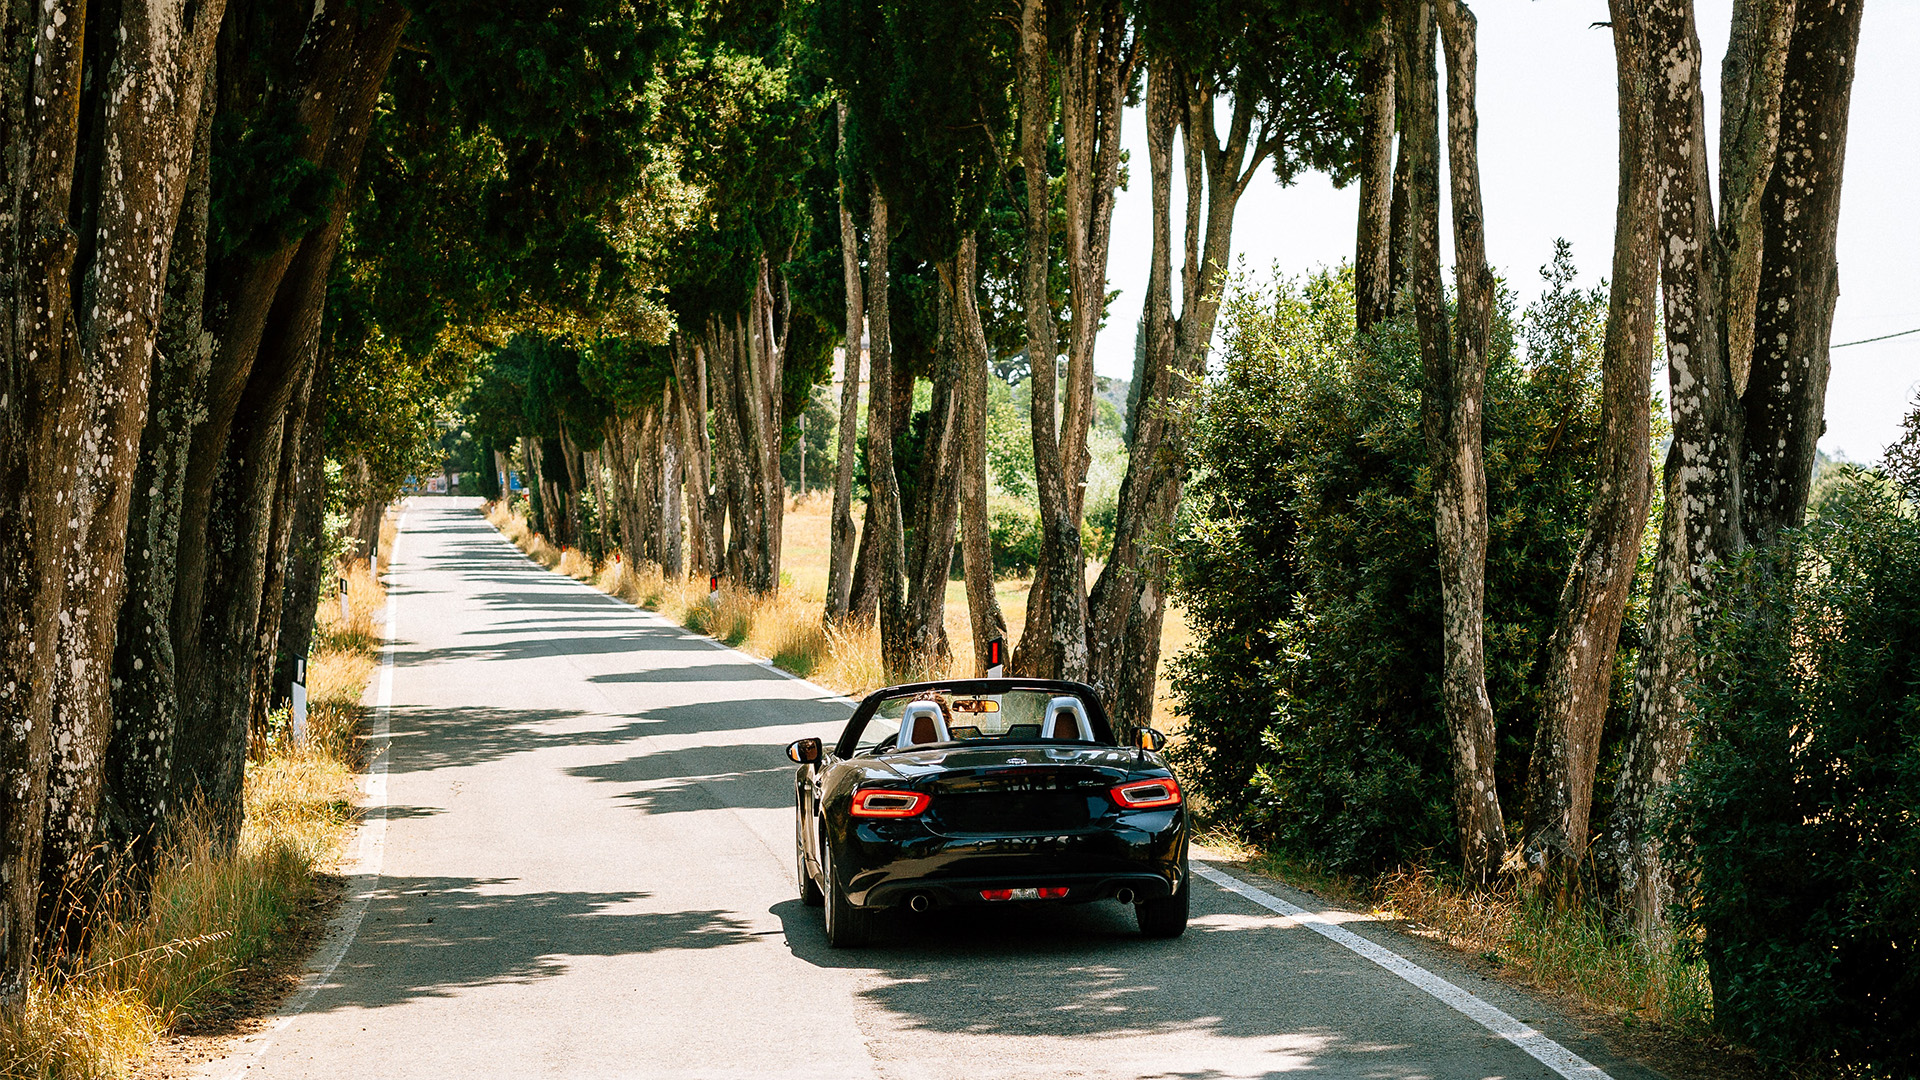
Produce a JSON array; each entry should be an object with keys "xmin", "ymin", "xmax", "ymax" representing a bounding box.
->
[
  {"xmin": 900, "ymin": 700, "xmax": 949, "ymax": 747},
  {"xmin": 1042, "ymin": 696, "xmax": 1092, "ymax": 741}
]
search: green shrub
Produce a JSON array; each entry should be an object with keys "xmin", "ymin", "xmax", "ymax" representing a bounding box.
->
[
  {"xmin": 1171, "ymin": 255, "xmax": 1629, "ymax": 870},
  {"xmin": 1674, "ymin": 475, "xmax": 1920, "ymax": 1074},
  {"xmin": 989, "ymin": 506, "xmax": 1044, "ymax": 575}
]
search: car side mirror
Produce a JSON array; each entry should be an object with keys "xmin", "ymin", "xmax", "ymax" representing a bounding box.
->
[
  {"xmin": 787, "ymin": 737, "xmax": 823, "ymax": 764},
  {"xmin": 1133, "ymin": 728, "xmax": 1167, "ymax": 753}
]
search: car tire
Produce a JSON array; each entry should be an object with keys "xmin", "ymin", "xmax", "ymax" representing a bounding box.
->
[
  {"xmin": 822, "ymin": 843, "xmax": 872, "ymax": 948},
  {"xmin": 1135, "ymin": 872, "xmax": 1189, "ymax": 939},
  {"xmin": 797, "ymin": 818, "xmax": 824, "ymax": 907}
]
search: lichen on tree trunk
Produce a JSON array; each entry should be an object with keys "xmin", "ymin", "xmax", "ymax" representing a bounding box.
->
[
  {"xmin": 1520, "ymin": 0, "xmax": 1661, "ymax": 882},
  {"xmin": 1398, "ymin": 0, "xmax": 1506, "ymax": 884}
]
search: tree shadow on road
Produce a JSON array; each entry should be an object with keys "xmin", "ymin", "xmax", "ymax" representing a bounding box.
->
[
  {"xmin": 303, "ymin": 876, "xmax": 768, "ymax": 1014},
  {"xmin": 768, "ymin": 897, "xmax": 1574, "ymax": 1079}
]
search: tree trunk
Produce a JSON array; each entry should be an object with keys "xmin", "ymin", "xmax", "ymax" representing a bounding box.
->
[
  {"xmin": 1084, "ymin": 63, "xmax": 1254, "ymax": 735},
  {"xmin": 586, "ymin": 446, "xmax": 613, "ymax": 564},
  {"xmin": 4, "ymin": 0, "xmax": 231, "ymax": 973},
  {"xmin": 1740, "ymin": 0, "xmax": 1859, "ymax": 543},
  {"xmin": 103, "ymin": 68, "xmax": 219, "ymax": 880},
  {"xmin": 1086, "ymin": 58, "xmax": 1181, "ymax": 736},
  {"xmin": 1057, "ymin": 0, "xmax": 1136, "ymax": 527},
  {"xmin": 1597, "ymin": 460, "xmax": 1691, "ymax": 934},
  {"xmin": 603, "ymin": 417, "xmax": 639, "ymax": 562},
  {"xmin": 1012, "ymin": 0, "xmax": 1089, "ymax": 682},
  {"xmin": 669, "ymin": 345, "xmax": 714, "ymax": 578},
  {"xmin": 864, "ymin": 186, "xmax": 913, "ymax": 675},
  {"xmin": 0, "ymin": 0, "xmax": 87, "ymax": 1004},
  {"xmin": 1401, "ymin": 0, "xmax": 1506, "ymax": 884},
  {"xmin": 245, "ymin": 350, "xmax": 320, "ymax": 759},
  {"xmin": 272, "ymin": 359, "xmax": 331, "ymax": 715},
  {"xmin": 1355, "ymin": 9, "xmax": 1398, "ymax": 334},
  {"xmin": 345, "ymin": 456, "xmax": 385, "ymax": 567},
  {"xmin": 951, "ymin": 235, "xmax": 1008, "ymax": 675},
  {"xmin": 173, "ymin": 360, "xmax": 302, "ymax": 843},
  {"xmin": 744, "ymin": 258, "xmax": 788, "ymax": 594},
  {"xmin": 1519, "ymin": 0, "xmax": 1662, "ymax": 880},
  {"xmin": 1601, "ymin": 0, "xmax": 1860, "ymax": 934},
  {"xmin": 170, "ymin": 0, "xmax": 410, "ymax": 846},
  {"xmin": 847, "ymin": 497, "xmax": 883, "ymax": 624},
  {"xmin": 826, "ymin": 102, "xmax": 866, "ymax": 626},
  {"xmin": 706, "ymin": 318, "xmax": 751, "ymax": 584},
  {"xmin": 903, "ymin": 272, "xmax": 964, "ymax": 672},
  {"xmin": 521, "ymin": 437, "xmax": 548, "ymax": 536},
  {"xmin": 557, "ymin": 423, "xmax": 593, "ymax": 562},
  {"xmin": 659, "ymin": 406, "xmax": 684, "ymax": 577}
]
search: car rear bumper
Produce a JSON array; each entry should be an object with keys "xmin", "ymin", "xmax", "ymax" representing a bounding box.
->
[
  {"xmin": 862, "ymin": 869, "xmax": 1177, "ymax": 909},
  {"xmin": 840, "ymin": 814, "xmax": 1187, "ymax": 908}
]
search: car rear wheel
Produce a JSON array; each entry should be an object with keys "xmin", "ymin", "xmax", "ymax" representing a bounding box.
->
[
  {"xmin": 797, "ymin": 816, "xmax": 823, "ymax": 907},
  {"xmin": 1135, "ymin": 872, "xmax": 1189, "ymax": 938},
  {"xmin": 822, "ymin": 843, "xmax": 872, "ymax": 948}
]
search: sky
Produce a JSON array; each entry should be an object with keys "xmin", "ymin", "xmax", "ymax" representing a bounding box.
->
[{"xmin": 1096, "ymin": 1, "xmax": 1920, "ymax": 463}]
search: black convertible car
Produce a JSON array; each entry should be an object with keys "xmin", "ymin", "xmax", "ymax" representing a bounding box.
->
[{"xmin": 787, "ymin": 678, "xmax": 1189, "ymax": 947}]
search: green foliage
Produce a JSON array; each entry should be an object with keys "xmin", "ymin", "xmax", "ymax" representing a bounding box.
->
[
  {"xmin": 1674, "ymin": 474, "xmax": 1920, "ymax": 1074},
  {"xmin": 208, "ymin": 104, "xmax": 339, "ymax": 265},
  {"xmin": 1138, "ymin": 0, "xmax": 1370, "ymax": 187},
  {"xmin": 407, "ymin": 0, "xmax": 671, "ymax": 314},
  {"xmin": 985, "ymin": 375, "xmax": 1036, "ymax": 499},
  {"xmin": 781, "ymin": 386, "xmax": 838, "ymax": 491},
  {"xmin": 989, "ymin": 506, "xmax": 1044, "ymax": 576},
  {"xmin": 1171, "ymin": 259, "xmax": 1620, "ymax": 871}
]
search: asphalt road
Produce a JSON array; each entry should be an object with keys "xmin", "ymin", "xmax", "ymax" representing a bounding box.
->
[{"xmin": 205, "ymin": 498, "xmax": 1666, "ymax": 1080}]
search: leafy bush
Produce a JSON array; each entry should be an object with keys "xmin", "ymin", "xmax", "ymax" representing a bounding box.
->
[
  {"xmin": 989, "ymin": 505, "xmax": 1044, "ymax": 575},
  {"xmin": 1674, "ymin": 475, "xmax": 1920, "ymax": 1074},
  {"xmin": 1171, "ymin": 256, "xmax": 1627, "ymax": 870}
]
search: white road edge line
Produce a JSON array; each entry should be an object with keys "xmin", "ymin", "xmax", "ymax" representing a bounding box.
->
[
  {"xmin": 1192, "ymin": 863, "xmax": 1614, "ymax": 1080},
  {"xmin": 198, "ymin": 511, "xmax": 407, "ymax": 1080}
]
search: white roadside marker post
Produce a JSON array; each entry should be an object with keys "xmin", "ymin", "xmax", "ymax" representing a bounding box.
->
[
  {"xmin": 986, "ymin": 639, "xmax": 1005, "ymax": 679},
  {"xmin": 709, "ymin": 574, "xmax": 719, "ymax": 605},
  {"xmin": 290, "ymin": 657, "xmax": 309, "ymax": 748},
  {"xmin": 338, "ymin": 576, "xmax": 350, "ymax": 623}
]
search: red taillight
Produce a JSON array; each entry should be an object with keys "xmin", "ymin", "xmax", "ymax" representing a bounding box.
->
[
  {"xmin": 850, "ymin": 789, "xmax": 930, "ymax": 817},
  {"xmin": 980, "ymin": 887, "xmax": 1070, "ymax": 901},
  {"xmin": 1111, "ymin": 777, "xmax": 1182, "ymax": 809}
]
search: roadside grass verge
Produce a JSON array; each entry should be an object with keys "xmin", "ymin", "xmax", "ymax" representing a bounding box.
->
[
  {"xmin": 1372, "ymin": 867, "xmax": 1713, "ymax": 1030},
  {"xmin": 0, "ymin": 559, "xmax": 382, "ymax": 1078},
  {"xmin": 1211, "ymin": 838, "xmax": 1714, "ymax": 1034}
]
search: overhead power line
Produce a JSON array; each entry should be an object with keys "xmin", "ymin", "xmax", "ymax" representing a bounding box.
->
[{"xmin": 1832, "ymin": 326, "xmax": 1920, "ymax": 348}]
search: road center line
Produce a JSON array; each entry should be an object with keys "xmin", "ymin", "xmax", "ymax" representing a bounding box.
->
[
  {"xmin": 1192, "ymin": 863, "xmax": 1613, "ymax": 1080},
  {"xmin": 200, "ymin": 510, "xmax": 407, "ymax": 1080}
]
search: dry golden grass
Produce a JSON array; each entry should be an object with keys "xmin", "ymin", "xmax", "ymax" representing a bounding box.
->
[
  {"xmin": 1372, "ymin": 869, "xmax": 1712, "ymax": 1028},
  {"xmin": 556, "ymin": 547, "xmax": 595, "ymax": 580},
  {"xmin": 0, "ymin": 550, "xmax": 379, "ymax": 1079}
]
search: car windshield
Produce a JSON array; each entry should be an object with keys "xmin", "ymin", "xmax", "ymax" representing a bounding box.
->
[{"xmin": 851, "ymin": 688, "xmax": 1106, "ymax": 754}]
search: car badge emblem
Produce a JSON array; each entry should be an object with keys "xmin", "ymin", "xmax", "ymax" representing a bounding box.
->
[{"xmin": 1007, "ymin": 757, "xmax": 1027, "ymax": 765}]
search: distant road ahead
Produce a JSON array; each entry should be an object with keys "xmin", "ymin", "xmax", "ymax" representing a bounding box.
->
[{"xmin": 206, "ymin": 497, "xmax": 1661, "ymax": 1080}]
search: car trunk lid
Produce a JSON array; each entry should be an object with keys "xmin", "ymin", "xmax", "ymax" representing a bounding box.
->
[{"xmin": 917, "ymin": 746, "xmax": 1133, "ymax": 836}]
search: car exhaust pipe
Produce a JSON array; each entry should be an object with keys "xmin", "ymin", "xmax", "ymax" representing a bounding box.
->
[
  {"xmin": 1114, "ymin": 887, "xmax": 1136, "ymax": 906},
  {"xmin": 908, "ymin": 893, "xmax": 932, "ymax": 913}
]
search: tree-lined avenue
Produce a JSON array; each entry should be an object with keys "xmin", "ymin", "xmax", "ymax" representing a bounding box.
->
[{"xmin": 203, "ymin": 499, "xmax": 1658, "ymax": 1080}]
